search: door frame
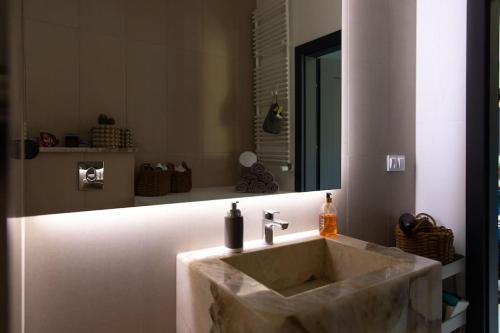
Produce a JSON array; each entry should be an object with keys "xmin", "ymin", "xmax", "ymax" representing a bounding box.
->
[
  {"xmin": 466, "ymin": 0, "xmax": 498, "ymax": 331},
  {"xmin": 295, "ymin": 31, "xmax": 341, "ymax": 192}
]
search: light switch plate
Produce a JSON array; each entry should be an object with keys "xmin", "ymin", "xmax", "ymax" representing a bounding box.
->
[
  {"xmin": 78, "ymin": 161, "xmax": 104, "ymax": 190},
  {"xmin": 386, "ymin": 155, "xmax": 405, "ymax": 172}
]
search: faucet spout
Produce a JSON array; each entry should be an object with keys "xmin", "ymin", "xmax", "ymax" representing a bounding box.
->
[{"xmin": 267, "ymin": 219, "xmax": 289, "ymax": 230}]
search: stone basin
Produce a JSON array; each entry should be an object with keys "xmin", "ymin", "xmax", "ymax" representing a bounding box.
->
[
  {"xmin": 177, "ymin": 231, "xmax": 441, "ymax": 333},
  {"xmin": 222, "ymin": 238, "xmax": 399, "ymax": 298}
]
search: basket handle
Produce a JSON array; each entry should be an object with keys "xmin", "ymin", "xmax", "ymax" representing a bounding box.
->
[{"xmin": 413, "ymin": 213, "xmax": 436, "ymax": 232}]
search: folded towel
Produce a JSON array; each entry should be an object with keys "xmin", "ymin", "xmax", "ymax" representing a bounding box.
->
[
  {"xmin": 249, "ymin": 180, "xmax": 266, "ymax": 193},
  {"xmin": 242, "ymin": 173, "xmax": 258, "ymax": 183},
  {"xmin": 250, "ymin": 162, "xmax": 266, "ymax": 175},
  {"xmin": 235, "ymin": 180, "xmax": 249, "ymax": 193},
  {"xmin": 258, "ymin": 171, "xmax": 274, "ymax": 184},
  {"xmin": 265, "ymin": 181, "xmax": 279, "ymax": 194}
]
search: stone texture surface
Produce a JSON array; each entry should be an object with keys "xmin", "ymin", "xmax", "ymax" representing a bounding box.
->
[{"xmin": 177, "ymin": 232, "xmax": 441, "ymax": 333}]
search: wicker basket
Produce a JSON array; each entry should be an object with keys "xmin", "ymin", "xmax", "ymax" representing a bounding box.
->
[
  {"xmin": 395, "ymin": 213, "xmax": 455, "ymax": 264},
  {"xmin": 135, "ymin": 164, "xmax": 172, "ymax": 196},
  {"xmin": 91, "ymin": 125, "xmax": 121, "ymax": 148},
  {"xmin": 171, "ymin": 162, "xmax": 192, "ymax": 193},
  {"xmin": 92, "ymin": 126, "xmax": 135, "ymax": 149}
]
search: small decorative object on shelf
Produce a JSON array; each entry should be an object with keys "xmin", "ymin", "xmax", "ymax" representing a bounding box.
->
[
  {"xmin": 11, "ymin": 139, "xmax": 39, "ymax": 160},
  {"xmin": 64, "ymin": 133, "xmax": 79, "ymax": 147},
  {"xmin": 78, "ymin": 139, "xmax": 90, "ymax": 147},
  {"xmin": 135, "ymin": 163, "xmax": 172, "ymax": 196},
  {"xmin": 98, "ymin": 113, "xmax": 115, "ymax": 125},
  {"xmin": 37, "ymin": 131, "xmax": 58, "ymax": 147},
  {"xmin": 120, "ymin": 128, "xmax": 134, "ymax": 148},
  {"xmin": 395, "ymin": 213, "xmax": 455, "ymax": 264},
  {"xmin": 91, "ymin": 125, "xmax": 120, "ymax": 148},
  {"xmin": 171, "ymin": 162, "xmax": 192, "ymax": 193},
  {"xmin": 91, "ymin": 115, "xmax": 134, "ymax": 149}
]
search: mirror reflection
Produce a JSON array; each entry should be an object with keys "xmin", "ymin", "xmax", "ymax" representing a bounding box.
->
[
  {"xmin": 296, "ymin": 32, "xmax": 342, "ymax": 191},
  {"xmin": 13, "ymin": 0, "xmax": 342, "ymax": 216}
]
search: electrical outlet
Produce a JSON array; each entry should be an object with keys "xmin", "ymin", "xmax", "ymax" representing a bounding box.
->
[{"xmin": 386, "ymin": 155, "xmax": 405, "ymax": 172}]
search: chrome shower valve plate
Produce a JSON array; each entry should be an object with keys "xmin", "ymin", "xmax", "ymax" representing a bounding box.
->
[{"xmin": 78, "ymin": 161, "xmax": 104, "ymax": 190}]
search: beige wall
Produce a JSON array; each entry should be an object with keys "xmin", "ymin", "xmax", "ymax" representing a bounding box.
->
[
  {"xmin": 290, "ymin": 0, "xmax": 342, "ymax": 46},
  {"xmin": 25, "ymin": 152, "xmax": 135, "ymax": 216},
  {"xmin": 22, "ymin": 0, "xmax": 256, "ymax": 208},
  {"xmin": 341, "ymin": 0, "xmax": 416, "ymax": 245}
]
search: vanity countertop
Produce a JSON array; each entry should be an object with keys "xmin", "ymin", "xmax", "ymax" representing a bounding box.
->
[{"xmin": 177, "ymin": 231, "xmax": 442, "ymax": 333}]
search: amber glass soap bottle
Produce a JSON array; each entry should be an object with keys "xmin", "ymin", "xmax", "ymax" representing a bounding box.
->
[{"xmin": 319, "ymin": 192, "xmax": 337, "ymax": 237}]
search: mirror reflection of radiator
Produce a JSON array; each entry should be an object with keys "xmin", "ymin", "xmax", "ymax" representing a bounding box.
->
[{"xmin": 252, "ymin": 0, "xmax": 291, "ymax": 167}]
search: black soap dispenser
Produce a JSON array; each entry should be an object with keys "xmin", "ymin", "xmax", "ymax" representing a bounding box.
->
[{"xmin": 225, "ymin": 201, "xmax": 243, "ymax": 253}]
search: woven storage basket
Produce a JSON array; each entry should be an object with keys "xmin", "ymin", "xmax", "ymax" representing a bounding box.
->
[
  {"xmin": 171, "ymin": 162, "xmax": 192, "ymax": 193},
  {"xmin": 395, "ymin": 213, "xmax": 455, "ymax": 264},
  {"xmin": 120, "ymin": 128, "xmax": 134, "ymax": 148},
  {"xmin": 135, "ymin": 165, "xmax": 172, "ymax": 196},
  {"xmin": 91, "ymin": 125, "xmax": 121, "ymax": 148}
]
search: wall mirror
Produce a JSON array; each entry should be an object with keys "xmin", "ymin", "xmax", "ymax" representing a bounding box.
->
[{"xmin": 8, "ymin": 0, "xmax": 342, "ymax": 216}]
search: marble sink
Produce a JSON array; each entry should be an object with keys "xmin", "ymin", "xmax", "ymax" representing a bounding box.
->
[{"xmin": 177, "ymin": 231, "xmax": 442, "ymax": 333}]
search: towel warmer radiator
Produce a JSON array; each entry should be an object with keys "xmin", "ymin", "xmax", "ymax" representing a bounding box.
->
[{"xmin": 252, "ymin": 0, "xmax": 291, "ymax": 166}]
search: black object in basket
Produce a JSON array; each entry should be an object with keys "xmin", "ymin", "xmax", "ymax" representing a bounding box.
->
[{"xmin": 395, "ymin": 213, "xmax": 455, "ymax": 264}]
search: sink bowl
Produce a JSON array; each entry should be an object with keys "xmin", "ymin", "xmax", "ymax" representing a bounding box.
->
[
  {"xmin": 177, "ymin": 231, "xmax": 441, "ymax": 333},
  {"xmin": 222, "ymin": 238, "xmax": 398, "ymax": 297}
]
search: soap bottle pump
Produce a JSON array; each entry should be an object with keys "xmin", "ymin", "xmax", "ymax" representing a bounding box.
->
[
  {"xmin": 225, "ymin": 201, "xmax": 244, "ymax": 253},
  {"xmin": 319, "ymin": 193, "xmax": 338, "ymax": 237}
]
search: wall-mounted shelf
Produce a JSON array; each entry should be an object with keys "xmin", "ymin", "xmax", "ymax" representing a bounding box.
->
[
  {"xmin": 442, "ymin": 311, "xmax": 466, "ymax": 333},
  {"xmin": 39, "ymin": 147, "xmax": 138, "ymax": 153},
  {"xmin": 442, "ymin": 255, "xmax": 465, "ymax": 280},
  {"xmin": 441, "ymin": 255, "xmax": 467, "ymax": 333}
]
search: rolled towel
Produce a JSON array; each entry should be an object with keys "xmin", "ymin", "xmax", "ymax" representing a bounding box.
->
[
  {"xmin": 265, "ymin": 181, "xmax": 279, "ymax": 194},
  {"xmin": 249, "ymin": 180, "xmax": 266, "ymax": 193},
  {"xmin": 250, "ymin": 162, "xmax": 266, "ymax": 175},
  {"xmin": 242, "ymin": 173, "xmax": 258, "ymax": 183},
  {"xmin": 235, "ymin": 180, "xmax": 249, "ymax": 193},
  {"xmin": 258, "ymin": 171, "xmax": 274, "ymax": 184}
]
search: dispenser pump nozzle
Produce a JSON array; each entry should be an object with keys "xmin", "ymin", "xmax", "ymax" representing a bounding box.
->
[{"xmin": 229, "ymin": 201, "xmax": 241, "ymax": 217}]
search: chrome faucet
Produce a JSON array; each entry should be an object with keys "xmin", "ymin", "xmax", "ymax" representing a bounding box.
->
[{"xmin": 262, "ymin": 210, "xmax": 289, "ymax": 245}]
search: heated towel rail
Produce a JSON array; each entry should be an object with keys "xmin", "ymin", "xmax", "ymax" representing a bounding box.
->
[{"xmin": 252, "ymin": 0, "xmax": 291, "ymax": 166}]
